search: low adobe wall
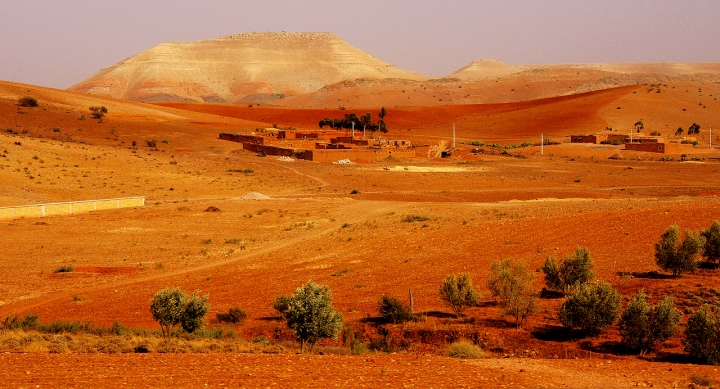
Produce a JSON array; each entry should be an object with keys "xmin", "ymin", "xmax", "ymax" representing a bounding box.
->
[
  {"xmin": 242, "ymin": 143, "xmax": 297, "ymax": 156},
  {"xmin": 300, "ymin": 148, "xmax": 416, "ymax": 163},
  {"xmin": 219, "ymin": 133, "xmax": 264, "ymax": 145},
  {"xmin": 0, "ymin": 197, "xmax": 145, "ymax": 220},
  {"xmin": 625, "ymin": 143, "xmax": 667, "ymax": 153},
  {"xmin": 625, "ymin": 143, "xmax": 713, "ymax": 154}
]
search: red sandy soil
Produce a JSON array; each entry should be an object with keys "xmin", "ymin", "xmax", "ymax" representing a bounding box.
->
[
  {"xmin": 2, "ymin": 353, "xmax": 719, "ymax": 388},
  {"xmin": 2, "ymin": 80, "xmax": 720, "ymax": 387}
]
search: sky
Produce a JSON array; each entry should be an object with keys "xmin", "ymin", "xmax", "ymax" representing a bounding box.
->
[{"xmin": 2, "ymin": 0, "xmax": 720, "ymax": 89}]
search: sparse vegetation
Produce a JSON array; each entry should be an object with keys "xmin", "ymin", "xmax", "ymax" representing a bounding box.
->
[
  {"xmin": 149, "ymin": 287, "xmax": 210, "ymax": 337},
  {"xmin": 684, "ymin": 305, "xmax": 720, "ymax": 365},
  {"xmin": 487, "ymin": 259, "xmax": 537, "ymax": 328},
  {"xmin": 54, "ymin": 265, "xmax": 75, "ymax": 273},
  {"xmin": 619, "ymin": 290, "xmax": 681, "ymax": 353},
  {"xmin": 377, "ymin": 295, "xmax": 415, "ymax": 324},
  {"xmin": 89, "ymin": 106, "xmax": 108, "ymax": 120},
  {"xmin": 447, "ymin": 341, "xmax": 484, "ymax": 359},
  {"xmin": 559, "ymin": 281, "xmax": 621, "ymax": 335},
  {"xmin": 438, "ymin": 273, "xmax": 480, "ymax": 317},
  {"xmin": 701, "ymin": 221, "xmax": 720, "ymax": 267},
  {"xmin": 282, "ymin": 280, "xmax": 343, "ymax": 353},
  {"xmin": 655, "ymin": 225, "xmax": 705, "ymax": 276},
  {"xmin": 18, "ymin": 96, "xmax": 38, "ymax": 107},
  {"xmin": 401, "ymin": 214, "xmax": 430, "ymax": 223},
  {"xmin": 216, "ymin": 307, "xmax": 247, "ymax": 324},
  {"xmin": 541, "ymin": 247, "xmax": 594, "ymax": 294}
]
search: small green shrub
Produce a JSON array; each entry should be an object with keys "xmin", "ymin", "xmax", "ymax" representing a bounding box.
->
[
  {"xmin": 439, "ymin": 273, "xmax": 480, "ymax": 317},
  {"xmin": 402, "ymin": 215, "xmax": 430, "ymax": 223},
  {"xmin": 216, "ymin": 307, "xmax": 247, "ymax": 324},
  {"xmin": 54, "ymin": 265, "xmax": 75, "ymax": 273},
  {"xmin": 690, "ymin": 373, "xmax": 713, "ymax": 386},
  {"xmin": 89, "ymin": 106, "xmax": 107, "ymax": 120},
  {"xmin": 377, "ymin": 295, "xmax": 415, "ymax": 324},
  {"xmin": 447, "ymin": 341, "xmax": 484, "ymax": 359},
  {"xmin": 146, "ymin": 139, "xmax": 158, "ymax": 148},
  {"xmin": 271, "ymin": 295, "xmax": 291, "ymax": 317},
  {"xmin": 18, "ymin": 96, "xmax": 38, "ymax": 107},
  {"xmin": 487, "ymin": 259, "xmax": 537, "ymax": 328},
  {"xmin": 350, "ymin": 189, "xmax": 360, "ymax": 194}
]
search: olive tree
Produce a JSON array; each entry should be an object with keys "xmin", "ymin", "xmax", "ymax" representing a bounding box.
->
[
  {"xmin": 284, "ymin": 280, "xmax": 343, "ymax": 353},
  {"xmin": 684, "ymin": 305, "xmax": 720, "ymax": 365},
  {"xmin": 487, "ymin": 259, "xmax": 537, "ymax": 329},
  {"xmin": 439, "ymin": 273, "xmax": 480, "ymax": 317},
  {"xmin": 559, "ymin": 281, "xmax": 621, "ymax": 335},
  {"xmin": 150, "ymin": 287, "xmax": 209, "ymax": 337},
  {"xmin": 619, "ymin": 290, "xmax": 681, "ymax": 353},
  {"xmin": 702, "ymin": 221, "xmax": 720, "ymax": 268},
  {"xmin": 655, "ymin": 225, "xmax": 705, "ymax": 276},
  {"xmin": 542, "ymin": 247, "xmax": 594, "ymax": 293}
]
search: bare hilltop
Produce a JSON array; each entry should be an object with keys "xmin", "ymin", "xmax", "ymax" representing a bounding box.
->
[{"xmin": 68, "ymin": 32, "xmax": 427, "ymax": 103}]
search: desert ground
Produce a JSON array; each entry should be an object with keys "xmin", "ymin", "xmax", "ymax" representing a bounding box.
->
[{"xmin": 2, "ymin": 56, "xmax": 720, "ymax": 388}]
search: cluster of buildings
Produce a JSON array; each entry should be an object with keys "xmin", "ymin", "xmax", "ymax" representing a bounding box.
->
[
  {"xmin": 570, "ymin": 133, "xmax": 712, "ymax": 155},
  {"xmin": 219, "ymin": 128, "xmax": 422, "ymax": 163}
]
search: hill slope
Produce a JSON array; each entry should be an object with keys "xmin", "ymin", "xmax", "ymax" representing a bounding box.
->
[{"xmin": 68, "ymin": 32, "xmax": 428, "ymax": 103}]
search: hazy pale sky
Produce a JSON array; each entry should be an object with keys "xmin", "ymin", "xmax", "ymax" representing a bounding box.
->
[{"xmin": 2, "ymin": 0, "xmax": 720, "ymax": 89}]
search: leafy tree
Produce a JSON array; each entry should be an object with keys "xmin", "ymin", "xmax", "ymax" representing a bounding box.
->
[
  {"xmin": 655, "ymin": 225, "xmax": 705, "ymax": 276},
  {"xmin": 284, "ymin": 280, "xmax": 343, "ymax": 353},
  {"xmin": 180, "ymin": 291, "xmax": 210, "ymax": 333},
  {"xmin": 272, "ymin": 295, "xmax": 291, "ymax": 317},
  {"xmin": 378, "ymin": 107, "xmax": 388, "ymax": 133},
  {"xmin": 487, "ymin": 259, "xmax": 537, "ymax": 328},
  {"xmin": 439, "ymin": 273, "xmax": 480, "ymax": 317},
  {"xmin": 541, "ymin": 247, "xmax": 594, "ymax": 293},
  {"xmin": 17, "ymin": 96, "xmax": 38, "ymax": 107},
  {"xmin": 702, "ymin": 221, "xmax": 720, "ymax": 268},
  {"xmin": 89, "ymin": 106, "xmax": 108, "ymax": 120},
  {"xmin": 559, "ymin": 281, "xmax": 621, "ymax": 335},
  {"xmin": 619, "ymin": 290, "xmax": 681, "ymax": 353},
  {"xmin": 634, "ymin": 120, "xmax": 644, "ymax": 133},
  {"xmin": 684, "ymin": 305, "xmax": 720, "ymax": 365},
  {"xmin": 150, "ymin": 287, "xmax": 210, "ymax": 337},
  {"xmin": 689, "ymin": 123, "xmax": 701, "ymax": 135},
  {"xmin": 377, "ymin": 295, "xmax": 415, "ymax": 324},
  {"xmin": 675, "ymin": 127, "xmax": 684, "ymax": 136}
]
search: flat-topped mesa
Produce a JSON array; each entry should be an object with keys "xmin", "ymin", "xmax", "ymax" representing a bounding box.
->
[
  {"xmin": 69, "ymin": 32, "xmax": 427, "ymax": 103},
  {"xmin": 212, "ymin": 32, "xmax": 340, "ymax": 41}
]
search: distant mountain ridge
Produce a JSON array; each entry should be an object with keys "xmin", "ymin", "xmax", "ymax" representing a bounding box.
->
[
  {"xmin": 68, "ymin": 32, "xmax": 428, "ymax": 103},
  {"xmin": 68, "ymin": 32, "xmax": 720, "ymax": 104}
]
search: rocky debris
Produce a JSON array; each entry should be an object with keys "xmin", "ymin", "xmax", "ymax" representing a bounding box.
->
[
  {"xmin": 277, "ymin": 156, "xmax": 294, "ymax": 162},
  {"xmin": 333, "ymin": 159, "xmax": 354, "ymax": 165}
]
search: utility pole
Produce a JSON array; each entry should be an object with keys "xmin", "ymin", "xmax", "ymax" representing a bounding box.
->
[
  {"xmin": 352, "ymin": 122, "xmax": 355, "ymax": 139},
  {"xmin": 541, "ymin": 133, "xmax": 544, "ymax": 155},
  {"xmin": 453, "ymin": 123, "xmax": 456, "ymax": 148},
  {"xmin": 711, "ymin": 126, "xmax": 713, "ymax": 148}
]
